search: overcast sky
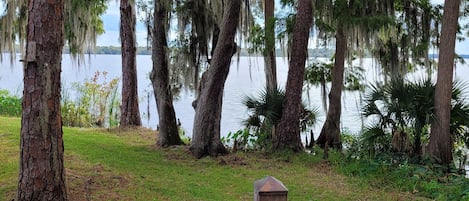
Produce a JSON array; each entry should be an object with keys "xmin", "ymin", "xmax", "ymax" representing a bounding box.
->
[
  {"xmin": 97, "ymin": 2, "xmax": 148, "ymax": 47},
  {"xmin": 97, "ymin": 1, "xmax": 468, "ymax": 54}
]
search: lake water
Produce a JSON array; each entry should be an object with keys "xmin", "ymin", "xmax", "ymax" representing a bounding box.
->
[{"xmin": 1, "ymin": 54, "xmax": 468, "ymax": 141}]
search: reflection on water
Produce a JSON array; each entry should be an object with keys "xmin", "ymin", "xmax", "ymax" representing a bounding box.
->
[{"xmin": 1, "ymin": 54, "xmax": 468, "ymax": 141}]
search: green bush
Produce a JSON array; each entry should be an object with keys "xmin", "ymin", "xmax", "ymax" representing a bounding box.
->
[
  {"xmin": 0, "ymin": 90, "xmax": 21, "ymax": 117},
  {"xmin": 241, "ymin": 87, "xmax": 318, "ymax": 151},
  {"xmin": 61, "ymin": 71, "xmax": 120, "ymax": 128},
  {"xmin": 361, "ymin": 79, "xmax": 469, "ymax": 159},
  {"xmin": 61, "ymin": 95, "xmax": 92, "ymax": 127}
]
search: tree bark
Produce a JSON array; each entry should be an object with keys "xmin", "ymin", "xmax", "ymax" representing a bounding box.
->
[
  {"xmin": 16, "ymin": 0, "xmax": 67, "ymax": 200},
  {"xmin": 264, "ymin": 0, "xmax": 278, "ymax": 141},
  {"xmin": 317, "ymin": 26, "xmax": 347, "ymax": 150},
  {"xmin": 427, "ymin": 0, "xmax": 461, "ymax": 165},
  {"xmin": 274, "ymin": 0, "xmax": 312, "ymax": 152},
  {"xmin": 120, "ymin": 0, "xmax": 142, "ymax": 127},
  {"xmin": 151, "ymin": 0, "xmax": 183, "ymax": 147},
  {"xmin": 264, "ymin": 0, "xmax": 277, "ymax": 92},
  {"xmin": 190, "ymin": 0, "xmax": 241, "ymax": 158}
]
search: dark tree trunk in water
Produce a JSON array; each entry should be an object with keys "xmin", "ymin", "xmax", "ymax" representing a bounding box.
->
[
  {"xmin": 317, "ymin": 26, "xmax": 347, "ymax": 150},
  {"xmin": 151, "ymin": 0, "xmax": 183, "ymax": 146},
  {"xmin": 264, "ymin": 0, "xmax": 277, "ymax": 92},
  {"xmin": 274, "ymin": 0, "xmax": 312, "ymax": 152},
  {"xmin": 120, "ymin": 0, "xmax": 142, "ymax": 127},
  {"xmin": 306, "ymin": 130, "xmax": 315, "ymax": 149},
  {"xmin": 16, "ymin": 0, "xmax": 67, "ymax": 200},
  {"xmin": 428, "ymin": 0, "xmax": 461, "ymax": 166},
  {"xmin": 190, "ymin": 0, "xmax": 241, "ymax": 158}
]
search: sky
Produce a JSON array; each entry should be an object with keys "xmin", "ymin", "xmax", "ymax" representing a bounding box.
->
[
  {"xmin": 97, "ymin": 2, "xmax": 149, "ymax": 46},
  {"xmin": 1, "ymin": 1, "xmax": 467, "ymax": 53},
  {"xmin": 97, "ymin": 1, "xmax": 469, "ymax": 54}
]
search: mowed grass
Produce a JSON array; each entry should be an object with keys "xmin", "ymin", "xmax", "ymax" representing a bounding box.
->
[{"xmin": 0, "ymin": 116, "xmax": 427, "ymax": 200}]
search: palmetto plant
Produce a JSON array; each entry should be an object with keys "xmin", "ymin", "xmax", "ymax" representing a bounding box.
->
[
  {"xmin": 242, "ymin": 87, "xmax": 318, "ymax": 149},
  {"xmin": 450, "ymin": 81, "xmax": 469, "ymax": 147},
  {"xmin": 362, "ymin": 78, "xmax": 469, "ymax": 157}
]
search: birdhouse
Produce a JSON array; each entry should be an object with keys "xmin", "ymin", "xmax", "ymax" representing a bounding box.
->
[{"xmin": 254, "ymin": 176, "xmax": 288, "ymax": 201}]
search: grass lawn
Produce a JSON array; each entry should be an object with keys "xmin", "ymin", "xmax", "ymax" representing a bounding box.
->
[{"xmin": 0, "ymin": 116, "xmax": 427, "ymax": 200}]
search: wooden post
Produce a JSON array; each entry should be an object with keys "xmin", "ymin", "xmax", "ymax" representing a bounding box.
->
[{"xmin": 254, "ymin": 176, "xmax": 288, "ymax": 201}]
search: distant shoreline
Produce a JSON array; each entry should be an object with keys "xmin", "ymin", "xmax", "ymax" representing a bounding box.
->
[
  {"xmin": 78, "ymin": 46, "xmax": 335, "ymax": 58},
  {"xmin": 3, "ymin": 46, "xmax": 468, "ymax": 58},
  {"xmin": 84, "ymin": 47, "xmax": 468, "ymax": 59}
]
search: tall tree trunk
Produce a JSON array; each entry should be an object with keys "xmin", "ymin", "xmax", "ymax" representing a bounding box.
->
[
  {"xmin": 427, "ymin": 0, "xmax": 461, "ymax": 165},
  {"xmin": 264, "ymin": 0, "xmax": 277, "ymax": 92},
  {"xmin": 274, "ymin": 0, "xmax": 312, "ymax": 152},
  {"xmin": 317, "ymin": 26, "xmax": 347, "ymax": 150},
  {"xmin": 120, "ymin": 0, "xmax": 142, "ymax": 127},
  {"xmin": 264, "ymin": 0, "xmax": 278, "ymax": 141},
  {"xmin": 151, "ymin": 0, "xmax": 183, "ymax": 147},
  {"xmin": 190, "ymin": 0, "xmax": 241, "ymax": 158},
  {"xmin": 16, "ymin": 0, "xmax": 67, "ymax": 200}
]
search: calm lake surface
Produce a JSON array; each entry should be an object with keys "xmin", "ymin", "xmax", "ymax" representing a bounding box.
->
[{"xmin": 1, "ymin": 54, "xmax": 468, "ymax": 140}]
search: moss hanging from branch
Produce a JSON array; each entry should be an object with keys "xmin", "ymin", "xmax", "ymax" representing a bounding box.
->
[
  {"xmin": 372, "ymin": 0, "xmax": 441, "ymax": 79},
  {"xmin": 0, "ymin": 0, "xmax": 27, "ymax": 63},
  {"xmin": 137, "ymin": 0, "xmax": 252, "ymax": 94},
  {"xmin": 65, "ymin": 0, "xmax": 107, "ymax": 61},
  {"xmin": 0, "ymin": 0, "xmax": 107, "ymax": 62}
]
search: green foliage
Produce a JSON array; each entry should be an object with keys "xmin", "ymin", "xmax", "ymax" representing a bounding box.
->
[
  {"xmin": 240, "ymin": 87, "xmax": 318, "ymax": 150},
  {"xmin": 305, "ymin": 59, "xmax": 366, "ymax": 91},
  {"xmin": 61, "ymin": 92, "xmax": 92, "ymax": 127},
  {"xmin": 450, "ymin": 81, "xmax": 469, "ymax": 147},
  {"xmin": 0, "ymin": 90, "xmax": 21, "ymax": 117},
  {"xmin": 361, "ymin": 79, "xmax": 469, "ymax": 160},
  {"xmin": 344, "ymin": 64, "xmax": 366, "ymax": 91},
  {"xmin": 333, "ymin": 154, "xmax": 469, "ymax": 200},
  {"xmin": 61, "ymin": 71, "xmax": 120, "ymax": 128},
  {"xmin": 221, "ymin": 128, "xmax": 258, "ymax": 150},
  {"xmin": 246, "ymin": 23, "xmax": 265, "ymax": 54},
  {"xmin": 304, "ymin": 60, "xmax": 332, "ymax": 86}
]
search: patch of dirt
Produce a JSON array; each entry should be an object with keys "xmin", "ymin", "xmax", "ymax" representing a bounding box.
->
[
  {"xmin": 65, "ymin": 155, "xmax": 132, "ymax": 201},
  {"xmin": 218, "ymin": 154, "xmax": 248, "ymax": 166},
  {"xmin": 161, "ymin": 145, "xmax": 192, "ymax": 160},
  {"xmin": 315, "ymin": 160, "xmax": 333, "ymax": 174}
]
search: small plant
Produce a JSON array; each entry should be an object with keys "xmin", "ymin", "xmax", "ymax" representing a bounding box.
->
[
  {"xmin": 221, "ymin": 129, "xmax": 256, "ymax": 151},
  {"xmin": 61, "ymin": 93, "xmax": 92, "ymax": 127},
  {"xmin": 0, "ymin": 90, "xmax": 22, "ymax": 117},
  {"xmin": 61, "ymin": 71, "xmax": 121, "ymax": 128}
]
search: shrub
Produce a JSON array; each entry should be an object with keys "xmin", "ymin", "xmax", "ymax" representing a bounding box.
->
[
  {"xmin": 361, "ymin": 79, "xmax": 469, "ymax": 159},
  {"xmin": 0, "ymin": 90, "xmax": 21, "ymax": 117},
  {"xmin": 241, "ymin": 87, "xmax": 318, "ymax": 151},
  {"xmin": 61, "ymin": 71, "xmax": 121, "ymax": 128}
]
